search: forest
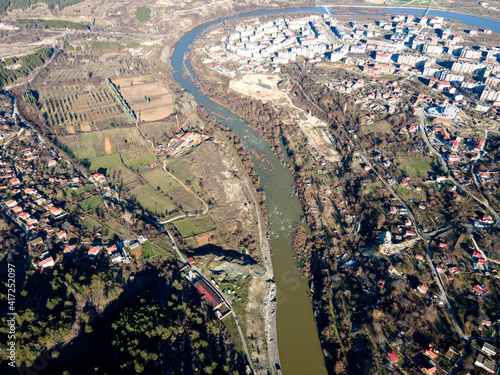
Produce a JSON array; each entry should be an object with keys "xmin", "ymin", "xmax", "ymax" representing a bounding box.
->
[
  {"xmin": 0, "ymin": 47, "xmax": 53, "ymax": 87},
  {"xmin": 0, "ymin": 0, "xmax": 83, "ymax": 13}
]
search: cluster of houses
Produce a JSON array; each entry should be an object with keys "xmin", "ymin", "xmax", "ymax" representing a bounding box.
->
[
  {"xmin": 164, "ymin": 131, "xmax": 204, "ymax": 157},
  {"xmin": 204, "ymin": 13, "xmax": 500, "ymax": 112},
  {"xmin": 0, "ymin": 123, "xmax": 141, "ymax": 272}
]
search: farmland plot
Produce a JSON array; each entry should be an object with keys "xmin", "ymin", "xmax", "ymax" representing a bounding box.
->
[
  {"xmin": 112, "ymin": 76, "xmax": 175, "ymax": 122},
  {"xmin": 41, "ymin": 86, "xmax": 132, "ymax": 132}
]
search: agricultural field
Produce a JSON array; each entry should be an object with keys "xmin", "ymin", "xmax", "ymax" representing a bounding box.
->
[
  {"xmin": 36, "ymin": 64, "xmax": 118, "ymax": 89},
  {"xmin": 165, "ymin": 137, "xmax": 260, "ymax": 251},
  {"xmin": 173, "ymin": 216, "xmax": 216, "ymax": 238},
  {"xmin": 89, "ymin": 153, "xmax": 122, "ymax": 172},
  {"xmin": 124, "ymin": 154, "xmax": 156, "ymax": 170},
  {"xmin": 60, "ymin": 127, "xmax": 152, "ymax": 177},
  {"xmin": 141, "ymin": 167, "xmax": 205, "ymax": 213},
  {"xmin": 111, "ymin": 76, "xmax": 175, "ymax": 122},
  {"xmin": 165, "ymin": 157, "xmax": 192, "ymax": 183},
  {"xmin": 41, "ymin": 85, "xmax": 132, "ymax": 133},
  {"xmin": 130, "ymin": 185, "xmax": 177, "ymax": 217},
  {"xmin": 141, "ymin": 169, "xmax": 181, "ymax": 193}
]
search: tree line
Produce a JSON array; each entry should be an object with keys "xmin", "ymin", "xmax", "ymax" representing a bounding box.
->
[{"xmin": 17, "ymin": 18, "xmax": 88, "ymax": 30}]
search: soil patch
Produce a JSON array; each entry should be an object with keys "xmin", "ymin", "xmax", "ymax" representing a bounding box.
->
[
  {"xmin": 112, "ymin": 76, "xmax": 175, "ymax": 122},
  {"xmin": 104, "ymin": 136, "xmax": 114, "ymax": 155}
]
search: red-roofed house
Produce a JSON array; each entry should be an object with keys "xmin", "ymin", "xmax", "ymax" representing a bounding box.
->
[
  {"xmin": 439, "ymin": 243, "xmax": 448, "ymax": 249},
  {"xmin": 49, "ymin": 207, "xmax": 64, "ymax": 216},
  {"xmin": 4, "ymin": 199, "xmax": 17, "ymax": 208},
  {"xmin": 423, "ymin": 345, "xmax": 439, "ymax": 360},
  {"xmin": 405, "ymin": 230, "xmax": 416, "ymax": 237},
  {"xmin": 388, "ymin": 351, "xmax": 399, "ymax": 363},
  {"xmin": 88, "ymin": 246, "xmax": 101, "ymax": 257},
  {"xmin": 474, "ymin": 284, "xmax": 489, "ymax": 295},
  {"xmin": 56, "ymin": 231, "xmax": 66, "ymax": 240},
  {"xmin": 63, "ymin": 244, "xmax": 76, "ymax": 253},
  {"xmin": 105, "ymin": 244, "xmax": 117, "ymax": 255},
  {"xmin": 40, "ymin": 256, "xmax": 55, "ymax": 268},
  {"xmin": 91, "ymin": 173, "xmax": 106, "ymax": 184},
  {"xmin": 417, "ymin": 284, "xmax": 429, "ymax": 294}
]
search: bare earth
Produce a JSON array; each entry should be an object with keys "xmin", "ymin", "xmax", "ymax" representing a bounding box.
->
[
  {"xmin": 80, "ymin": 123, "xmax": 92, "ymax": 132},
  {"xmin": 294, "ymin": 112, "xmax": 341, "ymax": 163},
  {"xmin": 194, "ymin": 231, "xmax": 217, "ymax": 247},
  {"xmin": 229, "ymin": 73, "xmax": 286, "ymax": 103},
  {"xmin": 112, "ymin": 76, "xmax": 175, "ymax": 122},
  {"xmin": 104, "ymin": 136, "xmax": 114, "ymax": 155}
]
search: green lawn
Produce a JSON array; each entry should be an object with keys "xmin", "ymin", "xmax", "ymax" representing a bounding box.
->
[
  {"xmin": 142, "ymin": 240, "xmax": 155, "ymax": 258},
  {"xmin": 130, "ymin": 185, "xmax": 177, "ymax": 216},
  {"xmin": 89, "ymin": 153, "xmax": 122, "ymax": 172},
  {"xmin": 141, "ymin": 168, "xmax": 181, "ymax": 194},
  {"xmin": 173, "ymin": 217, "xmax": 216, "ymax": 238},
  {"xmin": 124, "ymin": 154, "xmax": 156, "ymax": 170},
  {"xmin": 395, "ymin": 157, "xmax": 433, "ymax": 178},
  {"xmin": 79, "ymin": 195, "xmax": 102, "ymax": 211},
  {"xmin": 74, "ymin": 147, "xmax": 96, "ymax": 160}
]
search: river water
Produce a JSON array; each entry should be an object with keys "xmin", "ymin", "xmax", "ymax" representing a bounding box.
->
[{"xmin": 169, "ymin": 7, "xmax": 500, "ymax": 374}]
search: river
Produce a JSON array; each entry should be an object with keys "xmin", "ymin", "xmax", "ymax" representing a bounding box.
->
[{"xmin": 169, "ymin": 6, "xmax": 500, "ymax": 375}]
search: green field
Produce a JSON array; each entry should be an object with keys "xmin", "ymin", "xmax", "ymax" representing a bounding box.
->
[
  {"xmin": 103, "ymin": 129, "xmax": 120, "ymax": 137},
  {"xmin": 104, "ymin": 220, "xmax": 126, "ymax": 238},
  {"xmin": 80, "ymin": 195, "xmax": 102, "ymax": 211},
  {"xmin": 173, "ymin": 217, "xmax": 216, "ymax": 238},
  {"xmin": 136, "ymin": 6, "xmax": 151, "ymax": 22},
  {"xmin": 82, "ymin": 215, "xmax": 101, "ymax": 232},
  {"xmin": 130, "ymin": 185, "xmax": 177, "ymax": 216},
  {"xmin": 80, "ymin": 132, "xmax": 99, "ymax": 147},
  {"xmin": 364, "ymin": 120, "xmax": 394, "ymax": 135},
  {"xmin": 166, "ymin": 157, "xmax": 192, "ymax": 183},
  {"xmin": 89, "ymin": 153, "xmax": 122, "ymax": 172},
  {"xmin": 74, "ymin": 147, "xmax": 96, "ymax": 160},
  {"xmin": 142, "ymin": 240, "xmax": 155, "ymax": 258},
  {"xmin": 63, "ymin": 185, "xmax": 94, "ymax": 197},
  {"xmin": 395, "ymin": 157, "xmax": 433, "ymax": 178},
  {"xmin": 124, "ymin": 154, "xmax": 156, "ymax": 170},
  {"xmin": 152, "ymin": 235, "xmax": 175, "ymax": 259},
  {"xmin": 141, "ymin": 169, "xmax": 181, "ymax": 194}
]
